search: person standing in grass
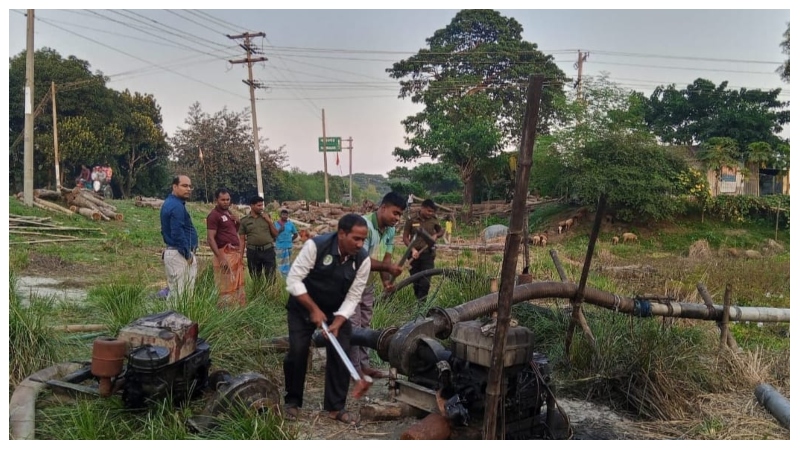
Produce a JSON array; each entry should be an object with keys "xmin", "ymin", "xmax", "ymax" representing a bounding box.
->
[
  {"xmin": 160, "ymin": 175, "xmax": 198, "ymax": 298},
  {"xmin": 349, "ymin": 192, "xmax": 404, "ymax": 379},
  {"xmin": 275, "ymin": 209, "xmax": 299, "ymax": 279},
  {"xmin": 402, "ymin": 198, "xmax": 445, "ymax": 302},
  {"xmin": 206, "ymin": 187, "xmax": 245, "ymax": 306},
  {"xmin": 238, "ymin": 196, "xmax": 279, "ymax": 280}
]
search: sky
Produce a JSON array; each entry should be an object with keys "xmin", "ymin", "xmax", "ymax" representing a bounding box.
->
[
  {"xmin": 1, "ymin": 4, "xmax": 797, "ymax": 449},
  {"xmin": 4, "ymin": 5, "xmax": 792, "ymax": 179}
]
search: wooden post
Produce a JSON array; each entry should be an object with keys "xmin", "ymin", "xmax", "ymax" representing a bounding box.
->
[
  {"xmin": 549, "ymin": 249, "xmax": 568, "ymax": 282},
  {"xmin": 720, "ymin": 284, "xmax": 734, "ymax": 352},
  {"xmin": 482, "ymin": 75, "xmax": 544, "ymax": 440},
  {"xmin": 564, "ymin": 196, "xmax": 604, "ymax": 359},
  {"xmin": 51, "ymin": 81, "xmax": 61, "ymax": 189}
]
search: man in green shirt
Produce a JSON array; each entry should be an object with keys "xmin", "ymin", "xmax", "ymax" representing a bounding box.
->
[
  {"xmin": 348, "ymin": 192, "xmax": 405, "ymax": 379},
  {"xmin": 402, "ymin": 198, "xmax": 445, "ymax": 302},
  {"xmin": 238, "ymin": 196, "xmax": 279, "ymax": 280}
]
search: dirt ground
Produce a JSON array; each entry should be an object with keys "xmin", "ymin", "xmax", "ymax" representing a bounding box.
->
[{"xmin": 278, "ymin": 349, "xmax": 640, "ymax": 440}]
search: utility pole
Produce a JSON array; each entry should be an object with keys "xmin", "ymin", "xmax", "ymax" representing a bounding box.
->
[
  {"xmin": 574, "ymin": 50, "xmax": 589, "ymax": 101},
  {"xmin": 321, "ymin": 109, "xmax": 329, "ymax": 204},
  {"xmin": 23, "ymin": 9, "xmax": 35, "ymax": 206},
  {"xmin": 51, "ymin": 81, "xmax": 61, "ymax": 190},
  {"xmin": 344, "ymin": 136, "xmax": 353, "ymax": 204},
  {"xmin": 228, "ymin": 32, "xmax": 267, "ymax": 198}
]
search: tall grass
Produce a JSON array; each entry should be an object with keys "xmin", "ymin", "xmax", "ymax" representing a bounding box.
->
[
  {"xmin": 8, "ymin": 273, "xmax": 66, "ymax": 386},
  {"xmin": 515, "ymin": 304, "xmax": 772, "ymax": 421},
  {"xmin": 36, "ymin": 396, "xmax": 294, "ymax": 440}
]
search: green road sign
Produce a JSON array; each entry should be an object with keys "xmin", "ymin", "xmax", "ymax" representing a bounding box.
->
[{"xmin": 318, "ymin": 137, "xmax": 342, "ymax": 152}]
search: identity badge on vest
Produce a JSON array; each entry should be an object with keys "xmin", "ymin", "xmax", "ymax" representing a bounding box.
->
[{"xmin": 323, "ymin": 254, "xmax": 333, "ymax": 266}]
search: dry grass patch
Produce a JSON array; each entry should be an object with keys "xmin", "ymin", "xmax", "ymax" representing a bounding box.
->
[{"xmin": 688, "ymin": 239, "xmax": 712, "ymax": 259}]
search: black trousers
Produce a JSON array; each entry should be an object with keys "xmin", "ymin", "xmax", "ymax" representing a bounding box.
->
[
  {"xmin": 247, "ymin": 247, "xmax": 276, "ymax": 279},
  {"xmin": 409, "ymin": 250, "xmax": 435, "ymax": 301},
  {"xmin": 283, "ymin": 308, "xmax": 352, "ymax": 412}
]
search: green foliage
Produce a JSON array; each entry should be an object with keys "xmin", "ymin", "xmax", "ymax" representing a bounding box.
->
[
  {"xmin": 567, "ymin": 132, "xmax": 690, "ymax": 222},
  {"xmin": 778, "ymin": 23, "xmax": 789, "ymax": 83},
  {"xmin": 542, "ymin": 74, "xmax": 691, "ymax": 221},
  {"xmin": 642, "ymin": 78, "xmax": 789, "ymax": 155},
  {"xmin": 386, "ymin": 178, "xmax": 426, "ymax": 199},
  {"xmin": 530, "ymin": 136, "xmax": 570, "ymax": 198},
  {"xmin": 432, "ymin": 191, "xmax": 463, "ymax": 205},
  {"xmin": 707, "ymin": 194, "xmax": 789, "ymax": 226},
  {"xmin": 388, "ymin": 162, "xmax": 463, "ymax": 197},
  {"xmin": 273, "ymin": 168, "xmax": 372, "ymax": 204},
  {"xmin": 169, "ymin": 103, "xmax": 287, "ymax": 203},
  {"xmin": 8, "ymin": 48, "xmax": 171, "ymax": 197}
]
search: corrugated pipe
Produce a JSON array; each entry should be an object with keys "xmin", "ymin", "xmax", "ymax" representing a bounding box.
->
[
  {"xmin": 755, "ymin": 383, "xmax": 790, "ymax": 429},
  {"xmin": 10, "ymin": 362, "xmax": 84, "ymax": 440}
]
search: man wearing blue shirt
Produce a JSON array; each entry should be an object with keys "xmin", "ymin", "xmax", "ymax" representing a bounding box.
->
[
  {"xmin": 276, "ymin": 209, "xmax": 299, "ymax": 278},
  {"xmin": 160, "ymin": 175, "xmax": 199, "ymax": 298}
]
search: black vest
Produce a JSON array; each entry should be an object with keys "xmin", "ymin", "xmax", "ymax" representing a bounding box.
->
[{"xmin": 287, "ymin": 232, "xmax": 368, "ymax": 317}]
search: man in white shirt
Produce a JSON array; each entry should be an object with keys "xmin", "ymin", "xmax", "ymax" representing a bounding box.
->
[{"xmin": 283, "ymin": 213, "xmax": 370, "ymax": 426}]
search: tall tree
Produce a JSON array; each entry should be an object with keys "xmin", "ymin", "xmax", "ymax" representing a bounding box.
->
[
  {"xmin": 170, "ymin": 103, "xmax": 286, "ymax": 203},
  {"xmin": 642, "ymin": 78, "xmax": 789, "ymax": 158},
  {"xmin": 112, "ymin": 90, "xmax": 170, "ymax": 198},
  {"xmin": 8, "ymin": 48, "xmax": 110, "ymax": 190},
  {"xmin": 778, "ymin": 23, "xmax": 790, "ymax": 83},
  {"xmin": 388, "ymin": 9, "xmax": 567, "ymax": 217}
]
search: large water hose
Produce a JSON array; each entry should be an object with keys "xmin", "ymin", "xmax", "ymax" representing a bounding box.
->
[
  {"xmin": 387, "ymin": 281, "xmax": 789, "ymax": 374},
  {"xmin": 10, "ymin": 362, "xmax": 84, "ymax": 440},
  {"xmin": 755, "ymin": 383, "xmax": 790, "ymax": 429},
  {"xmin": 437, "ymin": 281, "xmax": 790, "ymax": 329}
]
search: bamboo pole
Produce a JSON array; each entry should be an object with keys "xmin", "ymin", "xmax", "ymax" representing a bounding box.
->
[
  {"xmin": 719, "ymin": 284, "xmax": 738, "ymax": 351},
  {"xmin": 9, "ymin": 230, "xmax": 80, "ymax": 239},
  {"xmin": 50, "ymin": 324, "xmax": 106, "ymax": 333},
  {"xmin": 565, "ymin": 195, "xmax": 605, "ymax": 359},
  {"xmin": 483, "ymin": 75, "xmax": 544, "ymax": 440},
  {"xmin": 33, "ymin": 198, "xmax": 73, "ymax": 215},
  {"xmin": 8, "ymin": 225, "xmax": 102, "ymax": 232},
  {"xmin": 11, "ymin": 238, "xmax": 104, "ymax": 245},
  {"xmin": 30, "ymin": 201, "xmax": 65, "ymax": 216}
]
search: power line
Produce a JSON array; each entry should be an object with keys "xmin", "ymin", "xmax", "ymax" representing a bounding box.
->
[
  {"xmin": 81, "ymin": 10, "xmax": 224, "ymax": 57},
  {"xmin": 590, "ymin": 50, "xmax": 782, "ymax": 65},
  {"xmin": 183, "ymin": 10, "xmax": 238, "ymax": 35},
  {"xmin": 192, "ymin": 9, "xmax": 250, "ymax": 32},
  {"xmin": 165, "ymin": 9, "xmax": 232, "ymax": 37},
  {"xmin": 37, "ymin": 18, "xmax": 249, "ymax": 100},
  {"xmin": 257, "ymin": 36, "xmax": 322, "ymax": 119},
  {"xmin": 119, "ymin": 9, "xmax": 230, "ymax": 50},
  {"xmin": 588, "ymin": 60, "xmax": 777, "ymax": 75}
]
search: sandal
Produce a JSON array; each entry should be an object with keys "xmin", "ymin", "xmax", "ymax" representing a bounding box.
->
[
  {"xmin": 284, "ymin": 405, "xmax": 300, "ymax": 421},
  {"xmin": 329, "ymin": 409, "xmax": 357, "ymax": 426}
]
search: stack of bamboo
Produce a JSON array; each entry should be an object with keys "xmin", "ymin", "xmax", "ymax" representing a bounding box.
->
[{"xmin": 9, "ymin": 214, "xmax": 106, "ymax": 245}]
